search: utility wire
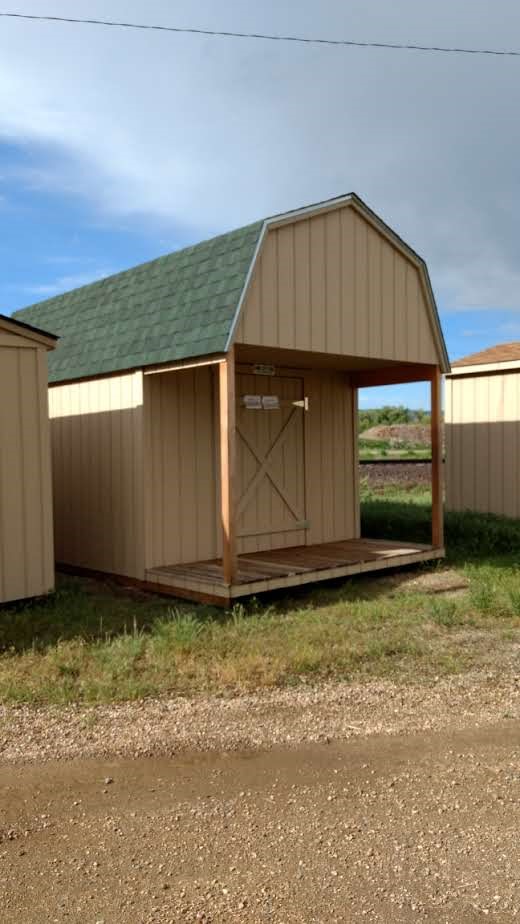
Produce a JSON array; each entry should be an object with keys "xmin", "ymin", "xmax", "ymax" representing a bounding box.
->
[{"xmin": 0, "ymin": 11, "xmax": 519, "ymax": 58}]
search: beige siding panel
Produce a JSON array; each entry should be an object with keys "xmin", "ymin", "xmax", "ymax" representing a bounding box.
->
[
  {"xmin": 294, "ymin": 220, "xmax": 312, "ymax": 351},
  {"xmin": 219, "ymin": 367, "xmax": 358, "ymax": 556},
  {"xmin": 0, "ymin": 344, "xmax": 54, "ymax": 603},
  {"xmin": 305, "ymin": 372, "xmax": 357, "ymax": 544},
  {"xmin": 236, "ymin": 203, "xmax": 439, "ymax": 365},
  {"xmin": 144, "ymin": 366, "xmax": 219, "ymax": 569},
  {"xmin": 340, "ymin": 207, "xmax": 356, "ymax": 352},
  {"xmin": 446, "ymin": 370, "xmax": 520, "ymax": 519},
  {"xmin": 236, "ymin": 373, "xmax": 307, "ymax": 554},
  {"xmin": 49, "ymin": 371, "xmax": 145, "ymax": 579},
  {"xmin": 380, "ymin": 241, "xmax": 395, "ymax": 361}
]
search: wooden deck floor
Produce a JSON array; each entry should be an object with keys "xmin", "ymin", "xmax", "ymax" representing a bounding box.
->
[{"xmin": 146, "ymin": 538, "xmax": 444, "ymax": 604}]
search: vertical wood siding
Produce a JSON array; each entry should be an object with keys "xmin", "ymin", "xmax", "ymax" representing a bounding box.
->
[
  {"xmin": 0, "ymin": 343, "xmax": 54, "ymax": 602},
  {"xmin": 305, "ymin": 372, "xmax": 358, "ymax": 544},
  {"xmin": 235, "ymin": 206, "xmax": 438, "ymax": 364},
  {"xmin": 446, "ymin": 371, "xmax": 520, "ymax": 518},
  {"xmin": 144, "ymin": 366, "xmax": 220, "ymax": 569},
  {"xmin": 236, "ymin": 373, "xmax": 307, "ymax": 554},
  {"xmin": 48, "ymin": 371, "xmax": 145, "ymax": 578},
  {"xmin": 144, "ymin": 365, "xmax": 357, "ymax": 568},
  {"xmin": 234, "ymin": 368, "xmax": 357, "ymax": 554}
]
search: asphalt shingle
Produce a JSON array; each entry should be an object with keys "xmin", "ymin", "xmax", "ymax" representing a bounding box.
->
[{"xmin": 13, "ymin": 221, "xmax": 263, "ymax": 383}]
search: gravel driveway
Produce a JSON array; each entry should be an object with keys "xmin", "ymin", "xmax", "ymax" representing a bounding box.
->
[
  {"xmin": 2, "ymin": 673, "xmax": 520, "ymax": 921},
  {"xmin": 2, "ymin": 719, "xmax": 519, "ymax": 922}
]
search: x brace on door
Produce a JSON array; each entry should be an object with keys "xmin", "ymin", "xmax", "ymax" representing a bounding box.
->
[{"xmin": 236, "ymin": 406, "xmax": 306, "ymax": 525}]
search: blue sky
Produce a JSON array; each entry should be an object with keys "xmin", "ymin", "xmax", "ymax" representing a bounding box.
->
[{"xmin": 2, "ymin": 1, "xmax": 520, "ymax": 410}]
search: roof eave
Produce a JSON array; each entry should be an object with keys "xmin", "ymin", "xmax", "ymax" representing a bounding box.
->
[{"xmin": 0, "ymin": 313, "xmax": 58, "ymax": 349}]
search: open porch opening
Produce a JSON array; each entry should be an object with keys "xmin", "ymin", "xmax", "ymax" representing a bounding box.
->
[{"xmin": 143, "ymin": 345, "xmax": 444, "ymax": 606}]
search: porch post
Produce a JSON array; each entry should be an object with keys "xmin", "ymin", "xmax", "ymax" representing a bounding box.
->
[
  {"xmin": 431, "ymin": 366, "xmax": 444, "ymax": 548},
  {"xmin": 219, "ymin": 346, "xmax": 237, "ymax": 584}
]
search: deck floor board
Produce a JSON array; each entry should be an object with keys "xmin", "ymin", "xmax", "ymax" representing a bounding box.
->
[{"xmin": 148, "ymin": 538, "xmax": 436, "ymax": 589}]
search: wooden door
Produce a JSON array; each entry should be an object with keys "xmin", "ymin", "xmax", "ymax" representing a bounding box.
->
[{"xmin": 236, "ymin": 372, "xmax": 307, "ymax": 553}]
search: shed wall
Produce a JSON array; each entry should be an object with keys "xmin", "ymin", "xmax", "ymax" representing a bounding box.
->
[
  {"xmin": 144, "ymin": 366, "xmax": 220, "ymax": 569},
  {"xmin": 0, "ymin": 342, "xmax": 54, "ymax": 602},
  {"xmin": 235, "ymin": 205, "xmax": 438, "ymax": 365},
  {"xmin": 446, "ymin": 371, "xmax": 520, "ymax": 518},
  {"xmin": 48, "ymin": 371, "xmax": 145, "ymax": 578},
  {"xmin": 144, "ymin": 365, "xmax": 358, "ymax": 569},
  {"xmin": 304, "ymin": 370, "xmax": 358, "ymax": 545}
]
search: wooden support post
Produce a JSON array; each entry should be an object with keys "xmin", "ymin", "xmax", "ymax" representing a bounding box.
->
[
  {"xmin": 219, "ymin": 347, "xmax": 237, "ymax": 585},
  {"xmin": 431, "ymin": 366, "xmax": 444, "ymax": 548}
]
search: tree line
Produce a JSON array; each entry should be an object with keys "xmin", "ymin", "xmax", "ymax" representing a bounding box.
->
[{"xmin": 359, "ymin": 406, "xmax": 431, "ymax": 432}]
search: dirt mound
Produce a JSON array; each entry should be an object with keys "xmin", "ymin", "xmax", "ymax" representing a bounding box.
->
[{"xmin": 360, "ymin": 423, "xmax": 431, "ymax": 445}]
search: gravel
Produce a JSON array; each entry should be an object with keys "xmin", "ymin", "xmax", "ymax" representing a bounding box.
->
[
  {"xmin": 1, "ymin": 719, "xmax": 519, "ymax": 921},
  {"xmin": 1, "ymin": 670, "xmax": 518, "ymax": 765},
  {"xmin": 1, "ymin": 674, "xmax": 519, "ymax": 921}
]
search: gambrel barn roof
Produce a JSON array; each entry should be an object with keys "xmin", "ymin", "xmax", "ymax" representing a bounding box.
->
[{"xmin": 13, "ymin": 193, "xmax": 449, "ymax": 383}]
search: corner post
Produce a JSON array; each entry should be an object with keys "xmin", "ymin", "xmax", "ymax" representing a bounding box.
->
[
  {"xmin": 431, "ymin": 366, "xmax": 444, "ymax": 548},
  {"xmin": 219, "ymin": 346, "xmax": 237, "ymax": 585}
]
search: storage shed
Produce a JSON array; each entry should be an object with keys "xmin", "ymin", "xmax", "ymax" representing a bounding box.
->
[
  {"xmin": 446, "ymin": 342, "xmax": 520, "ymax": 519},
  {"xmin": 14, "ymin": 194, "xmax": 449, "ymax": 604},
  {"xmin": 0, "ymin": 314, "xmax": 57, "ymax": 603}
]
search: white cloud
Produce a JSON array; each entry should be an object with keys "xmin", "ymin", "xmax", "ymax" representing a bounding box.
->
[{"xmin": 1, "ymin": 0, "xmax": 520, "ymax": 308}]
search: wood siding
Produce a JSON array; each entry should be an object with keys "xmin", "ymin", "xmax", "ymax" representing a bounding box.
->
[
  {"xmin": 446, "ymin": 370, "xmax": 520, "ymax": 519},
  {"xmin": 0, "ymin": 341, "xmax": 54, "ymax": 602},
  {"xmin": 236, "ymin": 372, "xmax": 306, "ymax": 553},
  {"xmin": 235, "ymin": 205, "xmax": 438, "ymax": 365},
  {"xmin": 144, "ymin": 366, "xmax": 220, "ymax": 569},
  {"xmin": 48, "ymin": 372, "xmax": 145, "ymax": 578},
  {"xmin": 235, "ymin": 366, "xmax": 357, "ymax": 554},
  {"xmin": 144, "ymin": 365, "xmax": 357, "ymax": 569}
]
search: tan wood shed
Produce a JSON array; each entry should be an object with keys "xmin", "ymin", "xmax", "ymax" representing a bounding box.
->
[
  {"xmin": 0, "ymin": 314, "xmax": 57, "ymax": 603},
  {"xmin": 14, "ymin": 194, "xmax": 450, "ymax": 605},
  {"xmin": 446, "ymin": 343, "xmax": 520, "ymax": 519}
]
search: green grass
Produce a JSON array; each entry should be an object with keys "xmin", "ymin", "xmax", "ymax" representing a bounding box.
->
[
  {"xmin": 1, "ymin": 484, "xmax": 520, "ymax": 705},
  {"xmin": 358, "ymin": 437, "xmax": 431, "ymax": 461}
]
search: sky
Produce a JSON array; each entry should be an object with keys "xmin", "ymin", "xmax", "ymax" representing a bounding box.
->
[{"xmin": 1, "ymin": 0, "xmax": 520, "ymax": 409}]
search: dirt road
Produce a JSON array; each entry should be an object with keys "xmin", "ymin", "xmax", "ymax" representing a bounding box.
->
[{"xmin": 2, "ymin": 721, "xmax": 519, "ymax": 922}]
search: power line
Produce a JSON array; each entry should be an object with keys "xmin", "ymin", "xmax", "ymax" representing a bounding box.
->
[{"xmin": 0, "ymin": 11, "xmax": 519, "ymax": 58}]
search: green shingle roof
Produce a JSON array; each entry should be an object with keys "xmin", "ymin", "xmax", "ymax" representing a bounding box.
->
[{"xmin": 13, "ymin": 221, "xmax": 263, "ymax": 384}]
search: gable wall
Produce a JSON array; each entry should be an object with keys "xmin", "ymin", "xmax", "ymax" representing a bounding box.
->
[{"xmin": 235, "ymin": 205, "xmax": 439, "ymax": 365}]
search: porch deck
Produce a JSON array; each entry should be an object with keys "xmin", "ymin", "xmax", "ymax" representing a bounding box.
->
[{"xmin": 145, "ymin": 538, "xmax": 444, "ymax": 605}]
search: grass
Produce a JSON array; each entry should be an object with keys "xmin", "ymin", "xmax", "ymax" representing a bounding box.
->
[
  {"xmin": 1, "ymin": 484, "xmax": 520, "ymax": 705},
  {"xmin": 358, "ymin": 437, "xmax": 431, "ymax": 461}
]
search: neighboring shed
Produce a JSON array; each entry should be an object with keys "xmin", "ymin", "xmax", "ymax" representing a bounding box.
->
[
  {"xmin": 446, "ymin": 342, "xmax": 520, "ymax": 519},
  {"xmin": 14, "ymin": 194, "xmax": 449, "ymax": 605},
  {"xmin": 0, "ymin": 314, "xmax": 57, "ymax": 603}
]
